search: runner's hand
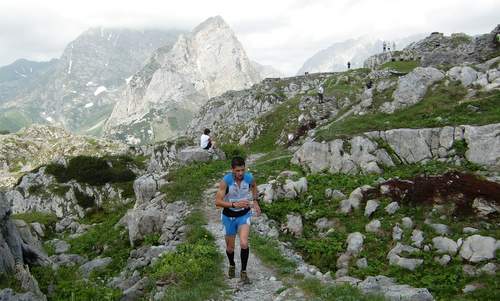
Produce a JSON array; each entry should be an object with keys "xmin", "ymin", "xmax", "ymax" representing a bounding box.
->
[
  {"xmin": 253, "ymin": 203, "xmax": 261, "ymax": 217},
  {"xmin": 234, "ymin": 200, "xmax": 250, "ymax": 208}
]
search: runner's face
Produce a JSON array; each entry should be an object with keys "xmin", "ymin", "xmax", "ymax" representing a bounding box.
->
[{"xmin": 232, "ymin": 165, "xmax": 245, "ymax": 180}]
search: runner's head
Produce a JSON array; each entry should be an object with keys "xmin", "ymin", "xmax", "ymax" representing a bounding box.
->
[
  {"xmin": 231, "ymin": 156, "xmax": 246, "ymax": 180},
  {"xmin": 204, "ymin": 128, "xmax": 211, "ymax": 135}
]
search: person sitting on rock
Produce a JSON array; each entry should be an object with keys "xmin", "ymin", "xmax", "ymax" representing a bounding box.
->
[{"xmin": 200, "ymin": 128, "xmax": 216, "ymax": 150}]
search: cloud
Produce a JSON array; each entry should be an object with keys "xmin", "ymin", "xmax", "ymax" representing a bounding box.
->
[{"xmin": 0, "ymin": 0, "xmax": 499, "ymax": 75}]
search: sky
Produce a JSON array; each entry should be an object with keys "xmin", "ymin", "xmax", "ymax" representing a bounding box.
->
[{"xmin": 0, "ymin": 0, "xmax": 499, "ymax": 75}]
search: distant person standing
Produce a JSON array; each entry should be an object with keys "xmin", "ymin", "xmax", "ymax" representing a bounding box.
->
[
  {"xmin": 200, "ymin": 128, "xmax": 215, "ymax": 150},
  {"xmin": 317, "ymin": 84, "xmax": 324, "ymax": 103},
  {"xmin": 383, "ymin": 41, "xmax": 387, "ymax": 52},
  {"xmin": 366, "ymin": 80, "xmax": 373, "ymax": 89},
  {"xmin": 347, "ymin": 61, "xmax": 351, "ymax": 70}
]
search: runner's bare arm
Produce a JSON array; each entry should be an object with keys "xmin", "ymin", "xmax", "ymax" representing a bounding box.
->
[
  {"xmin": 251, "ymin": 179, "xmax": 261, "ymax": 216},
  {"xmin": 215, "ymin": 180, "xmax": 230, "ymax": 208}
]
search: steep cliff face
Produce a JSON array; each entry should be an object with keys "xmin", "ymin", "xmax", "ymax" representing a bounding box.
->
[{"xmin": 104, "ymin": 16, "xmax": 262, "ymax": 144}]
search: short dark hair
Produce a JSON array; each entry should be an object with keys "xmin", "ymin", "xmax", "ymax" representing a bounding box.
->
[
  {"xmin": 204, "ymin": 128, "xmax": 211, "ymax": 135},
  {"xmin": 231, "ymin": 156, "xmax": 245, "ymax": 168}
]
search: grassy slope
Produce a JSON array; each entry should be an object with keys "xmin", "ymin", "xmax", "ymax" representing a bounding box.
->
[{"xmin": 315, "ymin": 82, "xmax": 500, "ymax": 141}]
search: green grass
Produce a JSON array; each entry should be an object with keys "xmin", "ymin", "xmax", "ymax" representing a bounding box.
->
[
  {"xmin": 31, "ymin": 265, "xmax": 121, "ymax": 301},
  {"xmin": 258, "ymin": 156, "xmax": 499, "ymax": 300},
  {"xmin": 379, "ymin": 60, "xmax": 420, "ymax": 73},
  {"xmin": 249, "ymin": 96, "xmax": 302, "ymax": 152},
  {"xmin": 315, "ymin": 82, "xmax": 500, "ymax": 142},
  {"xmin": 249, "ymin": 156, "xmax": 304, "ymax": 184},
  {"xmin": 250, "ymin": 230, "xmax": 297, "ymax": 275},
  {"xmin": 148, "ymin": 211, "xmax": 226, "ymax": 301},
  {"xmin": 323, "ymin": 74, "xmax": 364, "ymax": 100},
  {"xmin": 28, "ymin": 206, "xmax": 130, "ymax": 300},
  {"xmin": 11, "ymin": 211, "xmax": 58, "ymax": 229},
  {"xmin": 299, "ymin": 278, "xmax": 385, "ymax": 301},
  {"xmin": 161, "ymin": 160, "xmax": 230, "ymax": 203},
  {"xmin": 68, "ymin": 205, "xmax": 132, "ymax": 278}
]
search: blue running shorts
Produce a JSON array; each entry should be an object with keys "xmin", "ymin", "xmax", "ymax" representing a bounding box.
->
[{"xmin": 221, "ymin": 211, "xmax": 252, "ymax": 236}]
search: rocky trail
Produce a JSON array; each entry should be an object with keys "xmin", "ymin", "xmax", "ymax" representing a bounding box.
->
[{"xmin": 203, "ymin": 186, "xmax": 287, "ymax": 301}]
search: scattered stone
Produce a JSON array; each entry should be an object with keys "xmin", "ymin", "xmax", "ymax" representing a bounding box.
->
[
  {"xmin": 463, "ymin": 265, "xmax": 477, "ymax": 276},
  {"xmin": 365, "ymin": 220, "xmax": 381, "ymax": 233},
  {"xmin": 30, "ymin": 222, "xmax": 45, "ymax": 238},
  {"xmin": 411, "ymin": 230, "xmax": 424, "ymax": 248},
  {"xmin": 0, "ymin": 288, "xmax": 44, "ymax": 301},
  {"xmin": 314, "ymin": 217, "xmax": 337, "ymax": 231},
  {"xmin": 387, "ymin": 243, "xmax": 423, "ymax": 271},
  {"xmin": 428, "ymin": 223, "xmax": 450, "ymax": 235},
  {"xmin": 335, "ymin": 268, "xmax": 348, "ymax": 278},
  {"xmin": 133, "ymin": 174, "xmax": 161, "ymax": 207},
  {"xmin": 330, "ymin": 190, "xmax": 346, "ymax": 201},
  {"xmin": 463, "ymin": 227, "xmax": 479, "ymax": 234},
  {"xmin": 51, "ymin": 253, "xmax": 87, "ymax": 268},
  {"xmin": 432, "ymin": 236, "xmax": 458, "ymax": 255},
  {"xmin": 79, "ymin": 257, "xmax": 112, "ymax": 278},
  {"xmin": 357, "ymin": 275, "xmax": 433, "ymax": 300},
  {"xmin": 347, "ymin": 232, "xmax": 364, "ymax": 255},
  {"xmin": 335, "ymin": 276, "xmax": 362, "ymax": 286},
  {"xmin": 478, "ymin": 262, "xmax": 496, "ymax": 275},
  {"xmin": 392, "ymin": 224, "xmax": 403, "ymax": 241},
  {"xmin": 472, "ymin": 197, "xmax": 499, "ymax": 217},
  {"xmin": 401, "ymin": 217, "xmax": 413, "ymax": 229},
  {"xmin": 364, "ymin": 200, "xmax": 380, "ymax": 217},
  {"xmin": 356, "ymin": 258, "xmax": 368, "ymax": 269},
  {"xmin": 285, "ymin": 214, "xmax": 303, "ymax": 237},
  {"xmin": 55, "ymin": 217, "xmax": 75, "ymax": 233},
  {"xmin": 434, "ymin": 255, "xmax": 451, "ymax": 266},
  {"xmin": 385, "ymin": 202, "xmax": 400, "ymax": 215},
  {"xmin": 337, "ymin": 253, "xmax": 351, "ymax": 270},
  {"xmin": 459, "ymin": 235, "xmax": 499, "ymax": 262},
  {"xmin": 50, "ymin": 239, "xmax": 70, "ymax": 254},
  {"xmin": 462, "ymin": 283, "xmax": 484, "ymax": 294}
]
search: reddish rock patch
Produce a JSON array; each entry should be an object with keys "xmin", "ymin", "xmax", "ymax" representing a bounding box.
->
[{"xmin": 379, "ymin": 172, "xmax": 500, "ymax": 216}]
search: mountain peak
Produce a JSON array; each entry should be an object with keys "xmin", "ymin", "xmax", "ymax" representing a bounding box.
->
[{"xmin": 192, "ymin": 16, "xmax": 230, "ymax": 34}]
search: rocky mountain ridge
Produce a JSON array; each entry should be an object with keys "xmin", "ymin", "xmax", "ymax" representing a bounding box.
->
[
  {"xmin": 104, "ymin": 16, "xmax": 263, "ymax": 144},
  {"xmin": 0, "ymin": 27, "xmax": 184, "ymax": 135}
]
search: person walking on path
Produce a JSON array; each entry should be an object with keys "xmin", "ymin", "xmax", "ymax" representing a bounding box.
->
[{"xmin": 215, "ymin": 156, "xmax": 261, "ymax": 284}]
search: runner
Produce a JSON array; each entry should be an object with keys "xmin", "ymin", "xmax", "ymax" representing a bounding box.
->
[{"xmin": 215, "ymin": 156, "xmax": 261, "ymax": 284}]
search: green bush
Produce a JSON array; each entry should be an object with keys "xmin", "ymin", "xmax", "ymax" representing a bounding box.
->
[
  {"xmin": 74, "ymin": 189, "xmax": 96, "ymax": 209},
  {"xmin": 45, "ymin": 155, "xmax": 136, "ymax": 186},
  {"xmin": 220, "ymin": 143, "xmax": 247, "ymax": 160}
]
